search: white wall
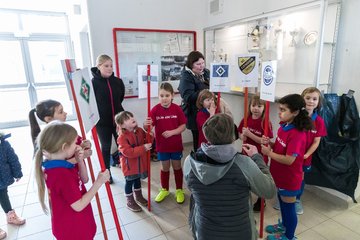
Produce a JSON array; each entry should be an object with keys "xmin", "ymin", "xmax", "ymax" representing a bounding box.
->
[
  {"xmin": 332, "ymin": 0, "xmax": 360, "ymax": 104},
  {"xmin": 205, "ymin": 0, "xmax": 312, "ymax": 27},
  {"xmin": 86, "ymin": 0, "xmax": 206, "ymax": 66}
]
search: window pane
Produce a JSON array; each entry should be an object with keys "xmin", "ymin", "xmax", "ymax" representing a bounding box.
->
[
  {"xmin": 0, "ymin": 40, "xmax": 27, "ymax": 85},
  {"xmin": 0, "ymin": 88, "xmax": 31, "ymax": 123},
  {"xmin": 21, "ymin": 14, "xmax": 67, "ymax": 34},
  {"xmin": 36, "ymin": 86, "xmax": 74, "ymax": 116},
  {"xmin": 28, "ymin": 41, "xmax": 67, "ymax": 83},
  {"xmin": 0, "ymin": 12, "xmax": 19, "ymax": 32}
]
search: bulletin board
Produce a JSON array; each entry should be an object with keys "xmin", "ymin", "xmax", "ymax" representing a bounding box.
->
[{"xmin": 113, "ymin": 28, "xmax": 196, "ymax": 98}]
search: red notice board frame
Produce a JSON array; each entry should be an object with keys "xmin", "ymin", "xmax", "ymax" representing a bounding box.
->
[{"xmin": 112, "ymin": 28, "xmax": 196, "ymax": 98}]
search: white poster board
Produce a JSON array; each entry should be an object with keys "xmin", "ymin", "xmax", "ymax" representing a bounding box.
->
[
  {"xmin": 138, "ymin": 65, "xmax": 159, "ymax": 99},
  {"xmin": 71, "ymin": 68, "xmax": 100, "ymax": 133},
  {"xmin": 234, "ymin": 53, "xmax": 259, "ymax": 87},
  {"xmin": 260, "ymin": 61, "xmax": 277, "ymax": 102},
  {"xmin": 210, "ymin": 63, "xmax": 231, "ymax": 92}
]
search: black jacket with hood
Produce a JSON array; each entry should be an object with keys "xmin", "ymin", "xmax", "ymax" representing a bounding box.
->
[
  {"xmin": 178, "ymin": 67, "xmax": 210, "ymax": 130},
  {"xmin": 91, "ymin": 67, "xmax": 125, "ymax": 127}
]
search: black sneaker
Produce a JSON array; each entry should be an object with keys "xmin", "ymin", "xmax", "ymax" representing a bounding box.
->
[
  {"xmin": 109, "ymin": 175, "xmax": 114, "ymax": 184},
  {"xmin": 253, "ymin": 198, "xmax": 265, "ymax": 212}
]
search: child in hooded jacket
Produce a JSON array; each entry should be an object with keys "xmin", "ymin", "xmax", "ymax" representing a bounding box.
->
[
  {"xmin": 0, "ymin": 133, "xmax": 26, "ymax": 240},
  {"xmin": 115, "ymin": 111, "xmax": 153, "ymax": 212}
]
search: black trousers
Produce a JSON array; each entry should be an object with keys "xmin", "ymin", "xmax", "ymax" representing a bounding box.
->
[
  {"xmin": 191, "ymin": 129, "xmax": 199, "ymax": 152},
  {"xmin": 96, "ymin": 124, "xmax": 118, "ymax": 170},
  {"xmin": 0, "ymin": 187, "xmax": 12, "ymax": 213}
]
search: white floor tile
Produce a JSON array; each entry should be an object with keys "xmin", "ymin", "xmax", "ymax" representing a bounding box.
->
[{"xmin": 124, "ymin": 217, "xmax": 163, "ymax": 240}]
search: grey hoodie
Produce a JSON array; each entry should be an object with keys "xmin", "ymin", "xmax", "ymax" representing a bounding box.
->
[{"xmin": 184, "ymin": 143, "xmax": 276, "ymax": 240}]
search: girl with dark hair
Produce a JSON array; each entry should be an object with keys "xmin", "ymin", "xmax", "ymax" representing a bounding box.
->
[
  {"xmin": 261, "ymin": 94, "xmax": 313, "ymax": 240},
  {"xmin": 28, "ymin": 99, "xmax": 91, "ymax": 185},
  {"xmin": 178, "ymin": 51, "xmax": 210, "ymax": 151},
  {"xmin": 28, "ymin": 99, "xmax": 64, "ymax": 146}
]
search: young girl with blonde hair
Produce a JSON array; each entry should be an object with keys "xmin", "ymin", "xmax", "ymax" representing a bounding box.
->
[
  {"xmin": 238, "ymin": 94, "xmax": 273, "ymax": 212},
  {"xmin": 34, "ymin": 122, "xmax": 109, "ymax": 240},
  {"xmin": 295, "ymin": 87, "xmax": 327, "ymax": 214}
]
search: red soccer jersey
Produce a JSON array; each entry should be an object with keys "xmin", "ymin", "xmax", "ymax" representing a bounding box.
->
[
  {"xmin": 238, "ymin": 116, "xmax": 273, "ymax": 154},
  {"xmin": 304, "ymin": 112, "xmax": 327, "ymax": 166},
  {"xmin": 150, "ymin": 103, "xmax": 187, "ymax": 152},
  {"xmin": 270, "ymin": 123, "xmax": 307, "ymax": 191},
  {"xmin": 45, "ymin": 167, "xmax": 96, "ymax": 240},
  {"xmin": 196, "ymin": 109, "xmax": 210, "ymax": 148},
  {"xmin": 196, "ymin": 108, "xmax": 222, "ymax": 148}
]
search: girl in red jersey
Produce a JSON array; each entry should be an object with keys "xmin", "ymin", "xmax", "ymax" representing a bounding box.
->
[
  {"xmin": 295, "ymin": 87, "xmax": 327, "ymax": 214},
  {"xmin": 196, "ymin": 90, "xmax": 217, "ymax": 148},
  {"xmin": 196, "ymin": 89, "xmax": 234, "ymax": 148},
  {"xmin": 34, "ymin": 122, "xmax": 109, "ymax": 240},
  {"xmin": 115, "ymin": 111, "xmax": 153, "ymax": 212},
  {"xmin": 147, "ymin": 82, "xmax": 187, "ymax": 204},
  {"xmin": 261, "ymin": 94, "xmax": 313, "ymax": 240},
  {"xmin": 238, "ymin": 94, "xmax": 273, "ymax": 212}
]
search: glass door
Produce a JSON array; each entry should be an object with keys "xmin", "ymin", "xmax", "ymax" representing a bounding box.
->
[
  {"xmin": 0, "ymin": 39, "xmax": 31, "ymax": 125},
  {"xmin": 0, "ymin": 9, "xmax": 75, "ymax": 128}
]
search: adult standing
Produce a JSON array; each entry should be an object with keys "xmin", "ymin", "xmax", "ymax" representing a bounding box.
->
[
  {"xmin": 178, "ymin": 51, "xmax": 210, "ymax": 151},
  {"xmin": 91, "ymin": 54, "xmax": 125, "ymax": 184}
]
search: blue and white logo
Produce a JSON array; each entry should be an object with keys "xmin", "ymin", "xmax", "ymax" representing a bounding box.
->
[
  {"xmin": 212, "ymin": 65, "xmax": 229, "ymax": 78},
  {"xmin": 263, "ymin": 65, "xmax": 274, "ymax": 86}
]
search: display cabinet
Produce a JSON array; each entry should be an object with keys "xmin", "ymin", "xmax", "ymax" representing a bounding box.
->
[{"xmin": 204, "ymin": 0, "xmax": 341, "ymax": 97}]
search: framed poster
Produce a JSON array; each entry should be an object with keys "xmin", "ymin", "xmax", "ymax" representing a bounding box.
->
[{"xmin": 113, "ymin": 28, "xmax": 196, "ymax": 98}]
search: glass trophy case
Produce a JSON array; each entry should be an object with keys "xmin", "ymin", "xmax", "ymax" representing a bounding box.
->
[{"xmin": 204, "ymin": 0, "xmax": 341, "ymax": 97}]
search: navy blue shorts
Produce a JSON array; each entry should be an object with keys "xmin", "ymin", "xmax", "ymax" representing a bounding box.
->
[{"xmin": 157, "ymin": 152, "xmax": 182, "ymax": 161}]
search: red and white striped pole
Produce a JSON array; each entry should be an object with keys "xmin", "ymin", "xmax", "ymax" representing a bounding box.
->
[
  {"xmin": 65, "ymin": 59, "xmax": 123, "ymax": 239},
  {"xmin": 64, "ymin": 60, "xmax": 109, "ymax": 240},
  {"xmin": 146, "ymin": 64, "xmax": 152, "ymax": 211},
  {"xmin": 259, "ymin": 101, "xmax": 270, "ymax": 238}
]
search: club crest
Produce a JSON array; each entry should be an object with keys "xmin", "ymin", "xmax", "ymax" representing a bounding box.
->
[{"xmin": 238, "ymin": 56, "xmax": 256, "ymax": 75}]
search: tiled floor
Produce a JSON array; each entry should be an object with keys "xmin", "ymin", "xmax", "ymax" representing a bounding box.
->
[{"xmin": 2, "ymin": 123, "xmax": 360, "ymax": 240}]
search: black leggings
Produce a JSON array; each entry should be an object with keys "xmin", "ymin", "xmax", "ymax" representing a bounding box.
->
[
  {"xmin": 125, "ymin": 178, "xmax": 141, "ymax": 195},
  {"xmin": 96, "ymin": 125, "xmax": 118, "ymax": 170},
  {"xmin": 191, "ymin": 130, "xmax": 199, "ymax": 152},
  {"xmin": 0, "ymin": 187, "xmax": 12, "ymax": 213}
]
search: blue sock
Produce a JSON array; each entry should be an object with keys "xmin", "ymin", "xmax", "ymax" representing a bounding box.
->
[
  {"xmin": 280, "ymin": 201, "xmax": 297, "ymax": 239},
  {"xmin": 296, "ymin": 180, "xmax": 305, "ymax": 200}
]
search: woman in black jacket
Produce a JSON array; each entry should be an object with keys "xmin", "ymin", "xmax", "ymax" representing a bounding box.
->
[
  {"xmin": 178, "ymin": 51, "xmax": 210, "ymax": 151},
  {"xmin": 91, "ymin": 54, "xmax": 125, "ymax": 183}
]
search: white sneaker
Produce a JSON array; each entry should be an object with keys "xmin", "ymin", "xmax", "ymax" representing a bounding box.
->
[{"xmin": 295, "ymin": 200, "xmax": 304, "ymax": 215}]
